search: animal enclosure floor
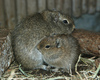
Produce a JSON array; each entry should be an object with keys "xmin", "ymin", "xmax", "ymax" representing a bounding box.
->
[{"xmin": 1, "ymin": 57, "xmax": 100, "ymax": 80}]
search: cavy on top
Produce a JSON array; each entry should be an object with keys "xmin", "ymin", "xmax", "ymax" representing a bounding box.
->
[{"xmin": 11, "ymin": 10, "xmax": 75, "ymax": 70}]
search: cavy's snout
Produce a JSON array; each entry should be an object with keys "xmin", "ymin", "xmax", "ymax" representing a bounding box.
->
[{"xmin": 73, "ymin": 24, "xmax": 75, "ymax": 29}]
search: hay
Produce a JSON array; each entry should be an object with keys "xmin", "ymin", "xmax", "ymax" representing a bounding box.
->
[{"xmin": 1, "ymin": 56, "xmax": 100, "ymax": 80}]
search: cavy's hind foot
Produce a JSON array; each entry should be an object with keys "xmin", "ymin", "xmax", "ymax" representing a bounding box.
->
[{"xmin": 62, "ymin": 68, "xmax": 76, "ymax": 75}]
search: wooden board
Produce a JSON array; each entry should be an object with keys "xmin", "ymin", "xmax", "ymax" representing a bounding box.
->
[
  {"xmin": 4, "ymin": 0, "xmax": 16, "ymax": 29},
  {"xmin": 55, "ymin": 0, "xmax": 63, "ymax": 12},
  {"xmin": 0, "ymin": 0, "xmax": 5, "ymax": 29},
  {"xmin": 0, "ymin": 29, "xmax": 13, "ymax": 77},
  {"xmin": 17, "ymin": 0, "xmax": 27, "ymax": 23},
  {"xmin": 0, "ymin": 0, "xmax": 100, "ymax": 29},
  {"xmin": 38, "ymin": 0, "xmax": 46, "ymax": 12},
  {"xmin": 96, "ymin": 0, "xmax": 100, "ymax": 11},
  {"xmin": 82, "ymin": 0, "xmax": 88, "ymax": 14},
  {"xmin": 63, "ymin": 0, "xmax": 72, "ymax": 15},
  {"xmin": 27, "ymin": 0, "xmax": 37, "ymax": 15},
  {"xmin": 47, "ymin": 0, "xmax": 55, "ymax": 10},
  {"xmin": 72, "ymin": 0, "xmax": 81, "ymax": 17},
  {"xmin": 88, "ymin": 0, "xmax": 96, "ymax": 14}
]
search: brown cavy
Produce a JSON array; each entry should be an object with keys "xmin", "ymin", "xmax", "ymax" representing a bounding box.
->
[
  {"xmin": 37, "ymin": 34, "xmax": 80, "ymax": 73},
  {"xmin": 11, "ymin": 10, "xmax": 75, "ymax": 70}
]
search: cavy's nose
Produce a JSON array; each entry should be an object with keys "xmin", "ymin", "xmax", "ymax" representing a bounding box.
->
[
  {"xmin": 73, "ymin": 25, "xmax": 75, "ymax": 28},
  {"xmin": 72, "ymin": 24, "xmax": 75, "ymax": 31}
]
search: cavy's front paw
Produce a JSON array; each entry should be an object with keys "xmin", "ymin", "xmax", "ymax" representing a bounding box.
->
[
  {"xmin": 37, "ymin": 65, "xmax": 48, "ymax": 70},
  {"xmin": 50, "ymin": 68, "xmax": 60, "ymax": 72}
]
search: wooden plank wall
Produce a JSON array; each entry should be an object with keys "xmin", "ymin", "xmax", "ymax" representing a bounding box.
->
[{"xmin": 0, "ymin": 0, "xmax": 99, "ymax": 29}]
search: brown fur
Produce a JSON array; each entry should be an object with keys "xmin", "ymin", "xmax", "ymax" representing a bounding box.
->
[{"xmin": 11, "ymin": 10, "xmax": 75, "ymax": 70}]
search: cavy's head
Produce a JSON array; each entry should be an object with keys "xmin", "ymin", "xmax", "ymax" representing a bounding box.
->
[
  {"xmin": 37, "ymin": 34, "xmax": 69, "ymax": 56},
  {"xmin": 42, "ymin": 10, "xmax": 75, "ymax": 34}
]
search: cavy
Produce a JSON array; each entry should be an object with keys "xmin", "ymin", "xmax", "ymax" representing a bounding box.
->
[
  {"xmin": 11, "ymin": 10, "xmax": 75, "ymax": 70},
  {"xmin": 37, "ymin": 34, "xmax": 80, "ymax": 73}
]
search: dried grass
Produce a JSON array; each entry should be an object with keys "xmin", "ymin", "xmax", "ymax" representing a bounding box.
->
[{"xmin": 1, "ymin": 56, "xmax": 100, "ymax": 80}]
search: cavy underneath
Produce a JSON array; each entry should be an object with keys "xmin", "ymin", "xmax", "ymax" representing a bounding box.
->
[{"xmin": 37, "ymin": 34, "xmax": 81, "ymax": 73}]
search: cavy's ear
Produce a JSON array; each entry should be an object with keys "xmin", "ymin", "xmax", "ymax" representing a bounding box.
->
[
  {"xmin": 51, "ymin": 12, "xmax": 60, "ymax": 23},
  {"xmin": 56, "ymin": 38, "xmax": 62, "ymax": 48},
  {"xmin": 42, "ymin": 10, "xmax": 52, "ymax": 21}
]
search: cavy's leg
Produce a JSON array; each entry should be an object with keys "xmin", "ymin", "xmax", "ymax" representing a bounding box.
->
[
  {"xmin": 50, "ymin": 68, "xmax": 60, "ymax": 72},
  {"xmin": 37, "ymin": 65, "xmax": 52, "ymax": 71},
  {"xmin": 37, "ymin": 65, "xmax": 48, "ymax": 70}
]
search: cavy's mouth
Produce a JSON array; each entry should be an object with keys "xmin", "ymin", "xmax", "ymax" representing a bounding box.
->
[
  {"xmin": 71, "ymin": 24, "xmax": 75, "ymax": 32},
  {"xmin": 43, "ymin": 61, "xmax": 48, "ymax": 66}
]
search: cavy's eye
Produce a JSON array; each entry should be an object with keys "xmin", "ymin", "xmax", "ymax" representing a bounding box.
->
[
  {"xmin": 45, "ymin": 45, "xmax": 50, "ymax": 48},
  {"xmin": 63, "ymin": 20, "xmax": 68, "ymax": 24}
]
